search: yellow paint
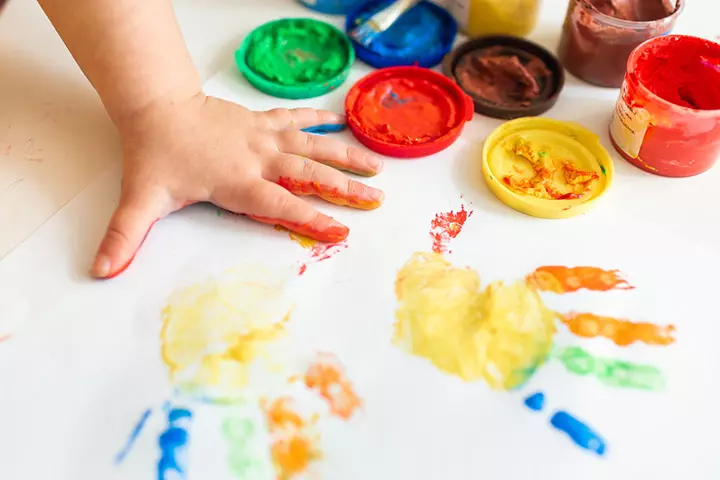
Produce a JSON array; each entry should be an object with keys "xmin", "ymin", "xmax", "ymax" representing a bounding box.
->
[
  {"xmin": 482, "ymin": 118, "xmax": 614, "ymax": 219},
  {"xmin": 463, "ymin": 0, "xmax": 541, "ymax": 38},
  {"xmin": 275, "ymin": 225, "xmax": 319, "ymax": 249},
  {"xmin": 394, "ymin": 252, "xmax": 556, "ymax": 390},
  {"xmin": 160, "ymin": 267, "xmax": 293, "ymax": 394}
]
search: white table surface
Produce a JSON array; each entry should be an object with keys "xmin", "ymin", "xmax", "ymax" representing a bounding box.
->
[{"xmin": 1, "ymin": 0, "xmax": 720, "ymax": 479}]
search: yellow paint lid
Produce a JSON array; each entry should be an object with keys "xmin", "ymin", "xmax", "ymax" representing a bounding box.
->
[{"xmin": 482, "ymin": 117, "xmax": 614, "ymax": 219}]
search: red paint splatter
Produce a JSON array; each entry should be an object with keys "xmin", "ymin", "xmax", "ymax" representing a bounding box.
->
[
  {"xmin": 298, "ymin": 264, "xmax": 308, "ymax": 276},
  {"xmin": 429, "ymin": 205, "xmax": 472, "ymax": 254},
  {"xmin": 0, "ymin": 334, "xmax": 11, "ymax": 343},
  {"xmin": 309, "ymin": 241, "xmax": 347, "ymax": 262}
]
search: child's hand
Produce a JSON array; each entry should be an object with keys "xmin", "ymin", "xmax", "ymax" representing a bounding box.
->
[{"xmin": 91, "ymin": 94, "xmax": 384, "ymax": 278}]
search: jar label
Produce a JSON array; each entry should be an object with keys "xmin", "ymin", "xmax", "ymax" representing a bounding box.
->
[
  {"xmin": 436, "ymin": 0, "xmax": 469, "ymax": 30},
  {"xmin": 610, "ymin": 95, "xmax": 651, "ymax": 159}
]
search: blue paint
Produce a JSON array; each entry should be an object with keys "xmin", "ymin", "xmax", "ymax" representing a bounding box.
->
[
  {"xmin": 346, "ymin": 0, "xmax": 457, "ymax": 68},
  {"xmin": 297, "ymin": 0, "xmax": 358, "ymax": 15},
  {"xmin": 115, "ymin": 408, "xmax": 153, "ymax": 464},
  {"xmin": 302, "ymin": 123, "xmax": 346, "ymax": 135},
  {"xmin": 524, "ymin": 392, "xmax": 546, "ymax": 412},
  {"xmin": 550, "ymin": 411, "xmax": 607, "ymax": 456},
  {"xmin": 158, "ymin": 407, "xmax": 193, "ymax": 479}
]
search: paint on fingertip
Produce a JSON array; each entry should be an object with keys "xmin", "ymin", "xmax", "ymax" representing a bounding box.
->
[
  {"xmin": 524, "ymin": 392, "xmax": 545, "ymax": 411},
  {"xmin": 302, "ymin": 123, "xmax": 347, "ymax": 135},
  {"xmin": 550, "ymin": 410, "xmax": 607, "ymax": 456}
]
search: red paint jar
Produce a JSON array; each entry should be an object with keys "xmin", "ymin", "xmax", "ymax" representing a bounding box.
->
[
  {"xmin": 557, "ymin": 0, "xmax": 683, "ymax": 88},
  {"xmin": 609, "ymin": 35, "xmax": 720, "ymax": 177}
]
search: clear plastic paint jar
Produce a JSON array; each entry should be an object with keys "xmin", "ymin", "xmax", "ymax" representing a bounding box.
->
[
  {"xmin": 557, "ymin": 0, "xmax": 683, "ymax": 88},
  {"xmin": 442, "ymin": 0, "xmax": 541, "ymax": 38},
  {"xmin": 610, "ymin": 35, "xmax": 720, "ymax": 177}
]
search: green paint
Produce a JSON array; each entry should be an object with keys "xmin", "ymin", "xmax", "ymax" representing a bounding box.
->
[
  {"xmin": 222, "ymin": 416, "xmax": 265, "ymax": 479},
  {"xmin": 539, "ymin": 151, "xmax": 548, "ymax": 157},
  {"xmin": 554, "ymin": 346, "xmax": 665, "ymax": 391},
  {"xmin": 600, "ymin": 164, "xmax": 607, "ymax": 175},
  {"xmin": 244, "ymin": 19, "xmax": 349, "ymax": 86},
  {"xmin": 216, "ymin": 208, "xmax": 223, "ymax": 217}
]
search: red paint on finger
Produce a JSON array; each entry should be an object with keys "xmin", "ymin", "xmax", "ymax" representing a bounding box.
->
[
  {"xmin": 103, "ymin": 219, "xmax": 159, "ymax": 279},
  {"xmin": 250, "ymin": 215, "xmax": 349, "ymax": 243},
  {"xmin": 278, "ymin": 177, "xmax": 383, "ymax": 210}
]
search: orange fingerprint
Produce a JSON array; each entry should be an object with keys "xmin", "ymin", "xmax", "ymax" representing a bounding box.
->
[
  {"xmin": 560, "ymin": 312, "xmax": 676, "ymax": 347},
  {"xmin": 304, "ymin": 354, "xmax": 361, "ymax": 420},
  {"xmin": 262, "ymin": 397, "xmax": 321, "ymax": 480},
  {"xmin": 278, "ymin": 177, "xmax": 383, "ymax": 210},
  {"xmin": 430, "ymin": 205, "xmax": 472, "ymax": 254},
  {"xmin": 527, "ymin": 266, "xmax": 634, "ymax": 293}
]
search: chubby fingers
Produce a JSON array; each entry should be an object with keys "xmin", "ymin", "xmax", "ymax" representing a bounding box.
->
[
  {"xmin": 223, "ymin": 181, "xmax": 350, "ymax": 243},
  {"xmin": 263, "ymin": 107, "xmax": 344, "ymax": 131},
  {"xmin": 267, "ymin": 154, "xmax": 384, "ymax": 210},
  {"xmin": 91, "ymin": 190, "xmax": 168, "ymax": 279},
  {"xmin": 278, "ymin": 129, "xmax": 383, "ymax": 177}
]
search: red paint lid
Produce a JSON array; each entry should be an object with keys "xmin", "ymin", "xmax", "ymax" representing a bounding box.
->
[{"xmin": 345, "ymin": 66, "xmax": 474, "ymax": 158}]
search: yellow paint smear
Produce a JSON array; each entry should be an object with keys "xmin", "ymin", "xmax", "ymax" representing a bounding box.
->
[
  {"xmin": 276, "ymin": 225, "xmax": 319, "ymax": 249},
  {"xmin": 263, "ymin": 397, "xmax": 321, "ymax": 480},
  {"xmin": 160, "ymin": 267, "xmax": 293, "ymax": 394},
  {"xmin": 394, "ymin": 252, "xmax": 556, "ymax": 390}
]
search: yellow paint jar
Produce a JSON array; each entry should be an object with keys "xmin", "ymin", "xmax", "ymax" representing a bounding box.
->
[
  {"xmin": 442, "ymin": 0, "xmax": 542, "ymax": 38},
  {"xmin": 482, "ymin": 117, "xmax": 614, "ymax": 219}
]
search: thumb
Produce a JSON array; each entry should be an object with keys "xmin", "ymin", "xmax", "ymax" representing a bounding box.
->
[{"xmin": 91, "ymin": 191, "xmax": 165, "ymax": 279}]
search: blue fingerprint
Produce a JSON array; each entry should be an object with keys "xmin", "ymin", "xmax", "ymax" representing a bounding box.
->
[
  {"xmin": 302, "ymin": 123, "xmax": 346, "ymax": 135},
  {"xmin": 158, "ymin": 407, "xmax": 193, "ymax": 480},
  {"xmin": 523, "ymin": 392, "xmax": 546, "ymax": 412},
  {"xmin": 550, "ymin": 410, "xmax": 607, "ymax": 456},
  {"xmin": 115, "ymin": 408, "xmax": 153, "ymax": 464}
]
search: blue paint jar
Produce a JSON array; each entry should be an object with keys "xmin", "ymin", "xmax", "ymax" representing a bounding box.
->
[
  {"xmin": 346, "ymin": 0, "xmax": 457, "ymax": 68},
  {"xmin": 298, "ymin": 0, "xmax": 365, "ymax": 15}
]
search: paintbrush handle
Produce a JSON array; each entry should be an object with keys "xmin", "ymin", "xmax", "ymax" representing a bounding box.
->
[{"xmin": 369, "ymin": 0, "xmax": 420, "ymax": 31}]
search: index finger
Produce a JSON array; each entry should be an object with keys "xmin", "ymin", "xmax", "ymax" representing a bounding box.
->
[{"xmin": 263, "ymin": 107, "xmax": 345, "ymax": 131}]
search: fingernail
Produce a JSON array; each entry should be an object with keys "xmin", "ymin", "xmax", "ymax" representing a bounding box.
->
[
  {"xmin": 369, "ymin": 156, "xmax": 384, "ymax": 173},
  {"xmin": 369, "ymin": 188, "xmax": 385, "ymax": 202},
  {"xmin": 91, "ymin": 255, "xmax": 111, "ymax": 278}
]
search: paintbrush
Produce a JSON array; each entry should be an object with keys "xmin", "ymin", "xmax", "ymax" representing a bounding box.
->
[{"xmin": 349, "ymin": 0, "xmax": 420, "ymax": 48}]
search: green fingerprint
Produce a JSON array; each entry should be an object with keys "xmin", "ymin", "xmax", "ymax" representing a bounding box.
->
[
  {"xmin": 222, "ymin": 416, "xmax": 264, "ymax": 478},
  {"xmin": 554, "ymin": 346, "xmax": 665, "ymax": 391}
]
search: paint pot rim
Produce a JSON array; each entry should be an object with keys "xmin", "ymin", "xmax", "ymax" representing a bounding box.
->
[
  {"xmin": 297, "ymin": 0, "xmax": 357, "ymax": 15},
  {"xmin": 235, "ymin": 17, "xmax": 355, "ymax": 100},
  {"xmin": 345, "ymin": 66, "xmax": 474, "ymax": 159},
  {"xmin": 481, "ymin": 117, "xmax": 614, "ymax": 219},
  {"xmin": 576, "ymin": 0, "xmax": 684, "ymax": 29},
  {"xmin": 345, "ymin": 0, "xmax": 457, "ymax": 69},
  {"xmin": 442, "ymin": 35, "xmax": 565, "ymax": 120},
  {"xmin": 625, "ymin": 34, "xmax": 720, "ymax": 116}
]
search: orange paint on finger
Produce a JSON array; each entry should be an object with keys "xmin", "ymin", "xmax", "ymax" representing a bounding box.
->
[
  {"xmin": 250, "ymin": 215, "xmax": 349, "ymax": 243},
  {"xmin": 278, "ymin": 177, "xmax": 383, "ymax": 210},
  {"xmin": 560, "ymin": 312, "xmax": 676, "ymax": 347},
  {"xmin": 429, "ymin": 205, "xmax": 472, "ymax": 254},
  {"xmin": 527, "ymin": 266, "xmax": 633, "ymax": 293},
  {"xmin": 262, "ymin": 397, "xmax": 321, "ymax": 480},
  {"xmin": 304, "ymin": 353, "xmax": 361, "ymax": 420}
]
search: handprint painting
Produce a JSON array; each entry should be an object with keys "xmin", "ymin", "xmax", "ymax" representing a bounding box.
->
[{"xmin": 394, "ymin": 204, "xmax": 676, "ymax": 455}]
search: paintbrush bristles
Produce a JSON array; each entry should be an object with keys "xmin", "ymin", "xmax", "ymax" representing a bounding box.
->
[{"xmin": 349, "ymin": 0, "xmax": 420, "ymax": 47}]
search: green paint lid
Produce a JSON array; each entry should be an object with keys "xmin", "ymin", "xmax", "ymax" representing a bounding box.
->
[{"xmin": 235, "ymin": 18, "xmax": 355, "ymax": 100}]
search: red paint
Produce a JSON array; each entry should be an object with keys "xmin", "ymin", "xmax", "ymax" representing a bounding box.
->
[
  {"xmin": 104, "ymin": 219, "xmax": 159, "ymax": 279},
  {"xmin": 429, "ymin": 205, "xmax": 472, "ymax": 254},
  {"xmin": 250, "ymin": 215, "xmax": 349, "ymax": 243},
  {"xmin": 309, "ymin": 241, "xmax": 347, "ymax": 262},
  {"xmin": 0, "ymin": 334, "xmax": 11, "ymax": 343},
  {"xmin": 346, "ymin": 66, "xmax": 473, "ymax": 158},
  {"xmin": 611, "ymin": 35, "xmax": 720, "ymax": 177},
  {"xmin": 298, "ymin": 264, "xmax": 308, "ymax": 276},
  {"xmin": 277, "ymin": 177, "xmax": 382, "ymax": 210}
]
